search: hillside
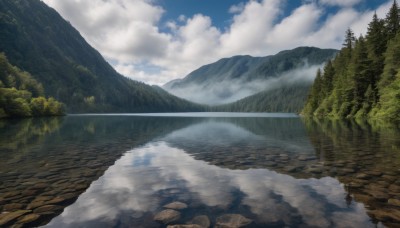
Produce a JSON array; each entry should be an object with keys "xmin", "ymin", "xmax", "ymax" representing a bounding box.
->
[
  {"xmin": 163, "ymin": 47, "xmax": 337, "ymax": 105},
  {"xmin": 213, "ymin": 82, "xmax": 311, "ymax": 113},
  {"xmin": 302, "ymin": 2, "xmax": 400, "ymax": 123},
  {"xmin": 0, "ymin": 0, "xmax": 204, "ymax": 113}
]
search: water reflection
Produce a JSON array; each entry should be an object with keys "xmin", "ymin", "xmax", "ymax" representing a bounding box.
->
[
  {"xmin": 47, "ymin": 143, "xmax": 374, "ymax": 228},
  {"xmin": 0, "ymin": 115, "xmax": 399, "ymax": 227},
  {"xmin": 0, "ymin": 116, "xmax": 198, "ymax": 227}
]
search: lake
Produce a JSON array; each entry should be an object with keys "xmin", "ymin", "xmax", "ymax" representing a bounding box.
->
[{"xmin": 1, "ymin": 113, "xmax": 400, "ymax": 227}]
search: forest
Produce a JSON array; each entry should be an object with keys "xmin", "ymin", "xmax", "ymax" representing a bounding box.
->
[
  {"xmin": 212, "ymin": 82, "xmax": 311, "ymax": 113},
  {"xmin": 302, "ymin": 1, "xmax": 400, "ymax": 123},
  {"xmin": 0, "ymin": 53, "xmax": 64, "ymax": 117}
]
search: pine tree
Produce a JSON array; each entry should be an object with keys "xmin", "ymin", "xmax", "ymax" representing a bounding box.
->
[
  {"xmin": 302, "ymin": 69, "xmax": 323, "ymax": 115},
  {"xmin": 367, "ymin": 12, "xmax": 387, "ymax": 57},
  {"xmin": 343, "ymin": 28, "xmax": 356, "ymax": 50},
  {"xmin": 322, "ymin": 60, "xmax": 335, "ymax": 95},
  {"xmin": 385, "ymin": 0, "xmax": 400, "ymax": 40},
  {"xmin": 348, "ymin": 36, "xmax": 373, "ymax": 115},
  {"xmin": 366, "ymin": 12, "xmax": 386, "ymax": 103},
  {"xmin": 379, "ymin": 33, "xmax": 400, "ymax": 91}
]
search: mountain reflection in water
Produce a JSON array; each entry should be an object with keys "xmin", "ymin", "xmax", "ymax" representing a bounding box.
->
[{"xmin": 0, "ymin": 114, "xmax": 399, "ymax": 227}]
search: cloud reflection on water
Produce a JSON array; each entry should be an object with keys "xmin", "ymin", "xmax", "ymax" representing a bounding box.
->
[{"xmin": 46, "ymin": 117, "xmax": 386, "ymax": 227}]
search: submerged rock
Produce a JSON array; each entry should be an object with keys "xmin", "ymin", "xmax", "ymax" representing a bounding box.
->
[
  {"xmin": 16, "ymin": 213, "xmax": 41, "ymax": 224},
  {"xmin": 154, "ymin": 209, "xmax": 181, "ymax": 224},
  {"xmin": 388, "ymin": 199, "xmax": 400, "ymax": 207},
  {"xmin": 33, "ymin": 205, "xmax": 63, "ymax": 214},
  {"xmin": 216, "ymin": 214, "xmax": 252, "ymax": 228},
  {"xmin": 163, "ymin": 202, "xmax": 188, "ymax": 210},
  {"xmin": 0, "ymin": 210, "xmax": 31, "ymax": 226},
  {"xmin": 3, "ymin": 203, "xmax": 24, "ymax": 211},
  {"xmin": 167, "ymin": 225, "xmax": 202, "ymax": 228},
  {"xmin": 191, "ymin": 215, "xmax": 210, "ymax": 228}
]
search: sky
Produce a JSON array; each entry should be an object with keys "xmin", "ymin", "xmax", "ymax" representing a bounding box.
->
[{"xmin": 42, "ymin": 0, "xmax": 393, "ymax": 85}]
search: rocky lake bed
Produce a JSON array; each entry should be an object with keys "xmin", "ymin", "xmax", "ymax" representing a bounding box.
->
[{"xmin": 1, "ymin": 115, "xmax": 400, "ymax": 227}]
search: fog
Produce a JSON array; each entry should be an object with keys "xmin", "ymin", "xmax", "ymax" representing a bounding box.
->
[{"xmin": 164, "ymin": 64, "xmax": 323, "ymax": 105}]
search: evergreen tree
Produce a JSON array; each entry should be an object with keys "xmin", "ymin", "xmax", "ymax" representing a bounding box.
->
[
  {"xmin": 303, "ymin": 5, "xmax": 400, "ymax": 122},
  {"xmin": 378, "ymin": 33, "xmax": 400, "ymax": 90},
  {"xmin": 366, "ymin": 12, "xmax": 386, "ymax": 102},
  {"xmin": 322, "ymin": 60, "xmax": 335, "ymax": 95},
  {"xmin": 385, "ymin": 0, "xmax": 400, "ymax": 40},
  {"xmin": 343, "ymin": 28, "xmax": 356, "ymax": 50},
  {"xmin": 351, "ymin": 36, "xmax": 373, "ymax": 110}
]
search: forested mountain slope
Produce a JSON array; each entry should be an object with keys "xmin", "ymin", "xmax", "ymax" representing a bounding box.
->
[
  {"xmin": 213, "ymin": 82, "xmax": 311, "ymax": 113},
  {"xmin": 163, "ymin": 47, "xmax": 337, "ymax": 105},
  {"xmin": 0, "ymin": 0, "xmax": 204, "ymax": 113}
]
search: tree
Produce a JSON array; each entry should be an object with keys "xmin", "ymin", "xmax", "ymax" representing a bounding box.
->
[
  {"xmin": 6, "ymin": 98, "xmax": 32, "ymax": 117},
  {"xmin": 385, "ymin": 0, "xmax": 400, "ymax": 40},
  {"xmin": 343, "ymin": 28, "xmax": 356, "ymax": 50},
  {"xmin": 322, "ymin": 60, "xmax": 335, "ymax": 95}
]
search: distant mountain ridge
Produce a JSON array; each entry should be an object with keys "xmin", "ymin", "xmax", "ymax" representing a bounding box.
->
[
  {"xmin": 163, "ymin": 47, "xmax": 338, "ymax": 105},
  {"xmin": 0, "ymin": 0, "xmax": 203, "ymax": 113}
]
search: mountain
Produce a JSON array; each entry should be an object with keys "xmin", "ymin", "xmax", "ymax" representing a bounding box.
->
[
  {"xmin": 163, "ymin": 47, "xmax": 338, "ymax": 105},
  {"xmin": 0, "ymin": 0, "xmax": 204, "ymax": 113},
  {"xmin": 212, "ymin": 82, "xmax": 311, "ymax": 113},
  {"xmin": 302, "ymin": 3, "xmax": 400, "ymax": 123}
]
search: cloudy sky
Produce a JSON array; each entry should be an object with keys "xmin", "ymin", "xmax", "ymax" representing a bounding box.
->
[{"xmin": 42, "ymin": 0, "xmax": 392, "ymax": 85}]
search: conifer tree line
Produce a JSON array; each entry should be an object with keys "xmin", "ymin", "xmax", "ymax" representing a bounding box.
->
[{"xmin": 302, "ymin": 0, "xmax": 400, "ymax": 122}]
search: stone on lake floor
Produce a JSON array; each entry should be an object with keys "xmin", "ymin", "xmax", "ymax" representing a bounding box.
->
[
  {"xmin": 389, "ymin": 185, "xmax": 400, "ymax": 193},
  {"xmin": 163, "ymin": 202, "xmax": 188, "ymax": 210},
  {"xmin": 284, "ymin": 166, "xmax": 299, "ymax": 173},
  {"xmin": 30, "ymin": 183, "xmax": 49, "ymax": 190},
  {"xmin": 16, "ymin": 213, "xmax": 41, "ymax": 224},
  {"xmin": 366, "ymin": 189, "xmax": 389, "ymax": 201},
  {"xmin": 355, "ymin": 173, "xmax": 371, "ymax": 180},
  {"xmin": 307, "ymin": 167, "xmax": 323, "ymax": 174},
  {"xmin": 46, "ymin": 196, "xmax": 68, "ymax": 205},
  {"xmin": 167, "ymin": 225, "xmax": 203, "ymax": 228},
  {"xmin": 33, "ymin": 205, "xmax": 63, "ymax": 214},
  {"xmin": 154, "ymin": 209, "xmax": 181, "ymax": 224},
  {"xmin": 0, "ymin": 210, "xmax": 31, "ymax": 226},
  {"xmin": 364, "ymin": 171, "xmax": 382, "ymax": 177},
  {"xmin": 388, "ymin": 199, "xmax": 400, "ymax": 207},
  {"xmin": 216, "ymin": 214, "xmax": 252, "ymax": 228},
  {"xmin": 298, "ymin": 155, "xmax": 316, "ymax": 161},
  {"xmin": 368, "ymin": 209, "xmax": 400, "ymax": 221},
  {"xmin": 3, "ymin": 203, "xmax": 24, "ymax": 211},
  {"xmin": 27, "ymin": 201, "xmax": 47, "ymax": 210},
  {"xmin": 190, "ymin": 215, "xmax": 210, "ymax": 228},
  {"xmin": 32, "ymin": 196, "xmax": 53, "ymax": 202}
]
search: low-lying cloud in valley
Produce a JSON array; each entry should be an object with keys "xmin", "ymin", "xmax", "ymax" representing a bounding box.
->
[{"xmin": 165, "ymin": 64, "xmax": 323, "ymax": 105}]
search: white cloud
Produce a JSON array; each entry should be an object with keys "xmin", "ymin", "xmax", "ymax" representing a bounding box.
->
[
  {"xmin": 42, "ymin": 0, "xmax": 393, "ymax": 85},
  {"xmin": 319, "ymin": 0, "xmax": 362, "ymax": 7},
  {"xmin": 229, "ymin": 2, "xmax": 245, "ymax": 14}
]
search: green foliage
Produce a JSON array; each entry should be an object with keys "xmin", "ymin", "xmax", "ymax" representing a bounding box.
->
[
  {"xmin": 385, "ymin": 0, "xmax": 400, "ymax": 40},
  {"xmin": 302, "ymin": 6, "xmax": 400, "ymax": 123},
  {"xmin": 0, "ymin": 0, "xmax": 204, "ymax": 113},
  {"xmin": 0, "ymin": 54, "xmax": 64, "ymax": 118},
  {"xmin": 213, "ymin": 82, "xmax": 311, "ymax": 113},
  {"xmin": 374, "ymin": 71, "xmax": 400, "ymax": 121}
]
